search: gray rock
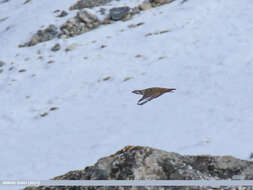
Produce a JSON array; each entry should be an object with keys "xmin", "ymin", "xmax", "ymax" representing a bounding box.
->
[
  {"xmin": 151, "ymin": 0, "xmax": 176, "ymax": 5},
  {"xmin": 0, "ymin": 61, "xmax": 5, "ymax": 67},
  {"xmin": 56, "ymin": 10, "xmax": 68, "ymax": 17},
  {"xmin": 109, "ymin": 7, "xmax": 130, "ymax": 21},
  {"xmin": 69, "ymin": 0, "xmax": 112, "ymax": 10},
  {"xmin": 51, "ymin": 43, "xmax": 61, "ymax": 52},
  {"xmin": 23, "ymin": 146, "xmax": 253, "ymax": 190},
  {"xmin": 59, "ymin": 10, "xmax": 100, "ymax": 38},
  {"xmin": 20, "ymin": 25, "xmax": 58, "ymax": 47}
]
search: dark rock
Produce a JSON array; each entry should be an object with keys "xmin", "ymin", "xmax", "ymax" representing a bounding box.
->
[
  {"xmin": 0, "ymin": 61, "xmax": 6, "ymax": 67},
  {"xmin": 69, "ymin": 0, "xmax": 112, "ymax": 10},
  {"xmin": 151, "ymin": 0, "xmax": 176, "ymax": 5},
  {"xmin": 20, "ymin": 25, "xmax": 58, "ymax": 47},
  {"xmin": 51, "ymin": 43, "xmax": 61, "ymax": 52},
  {"xmin": 109, "ymin": 7, "xmax": 130, "ymax": 21},
  {"xmin": 23, "ymin": 146, "xmax": 253, "ymax": 190},
  {"xmin": 56, "ymin": 10, "xmax": 68, "ymax": 17},
  {"xmin": 59, "ymin": 10, "xmax": 100, "ymax": 38}
]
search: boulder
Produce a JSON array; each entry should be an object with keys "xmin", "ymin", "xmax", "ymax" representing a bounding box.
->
[
  {"xmin": 23, "ymin": 146, "xmax": 253, "ymax": 190},
  {"xmin": 109, "ymin": 7, "xmax": 131, "ymax": 21}
]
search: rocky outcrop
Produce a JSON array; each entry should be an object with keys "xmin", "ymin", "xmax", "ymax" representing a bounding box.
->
[
  {"xmin": 109, "ymin": 7, "xmax": 131, "ymax": 21},
  {"xmin": 23, "ymin": 146, "xmax": 253, "ymax": 190},
  {"xmin": 59, "ymin": 10, "xmax": 100, "ymax": 38},
  {"xmin": 19, "ymin": 0, "xmax": 179, "ymax": 47},
  {"xmin": 19, "ymin": 25, "xmax": 58, "ymax": 47},
  {"xmin": 69, "ymin": 0, "xmax": 113, "ymax": 10}
]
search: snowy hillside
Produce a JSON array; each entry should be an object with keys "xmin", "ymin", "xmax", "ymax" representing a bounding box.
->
[{"xmin": 1, "ymin": 0, "xmax": 253, "ymax": 188}]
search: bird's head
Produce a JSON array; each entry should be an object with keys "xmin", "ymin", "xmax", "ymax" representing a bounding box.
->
[{"xmin": 132, "ymin": 90, "xmax": 142, "ymax": 95}]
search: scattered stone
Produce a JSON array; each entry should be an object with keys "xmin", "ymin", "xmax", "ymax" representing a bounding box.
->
[
  {"xmin": 65, "ymin": 43, "xmax": 80, "ymax": 52},
  {"xmin": 152, "ymin": 0, "xmax": 176, "ymax": 5},
  {"xmin": 59, "ymin": 10, "xmax": 100, "ymax": 38},
  {"xmin": 135, "ymin": 54, "xmax": 143, "ymax": 58},
  {"xmin": 51, "ymin": 43, "xmax": 61, "ymax": 52},
  {"xmin": 101, "ymin": 18, "xmax": 112, "ymax": 25},
  {"xmin": 91, "ymin": 40, "xmax": 97, "ymax": 43},
  {"xmin": 145, "ymin": 30, "xmax": 170, "ymax": 37},
  {"xmin": 23, "ymin": 0, "xmax": 31, "ymax": 4},
  {"xmin": 47, "ymin": 60, "xmax": 55, "ymax": 64},
  {"xmin": 19, "ymin": 69, "xmax": 26, "ymax": 72},
  {"xmin": 40, "ymin": 112, "xmax": 48, "ymax": 117},
  {"xmin": 24, "ymin": 57, "xmax": 30, "ymax": 61},
  {"xmin": 99, "ymin": 8, "xmax": 106, "ymax": 15},
  {"xmin": 83, "ymin": 56, "xmax": 88, "ymax": 59},
  {"xmin": 37, "ymin": 50, "xmax": 41, "ymax": 54},
  {"xmin": 159, "ymin": 29, "xmax": 170, "ymax": 34},
  {"xmin": 181, "ymin": 0, "xmax": 189, "ymax": 3},
  {"xmin": 23, "ymin": 146, "xmax": 253, "ymax": 190},
  {"xmin": 69, "ymin": 0, "xmax": 112, "ymax": 10},
  {"xmin": 158, "ymin": 56, "xmax": 166, "ymax": 60},
  {"xmin": 250, "ymin": 153, "xmax": 253, "ymax": 159},
  {"xmin": 128, "ymin": 22, "xmax": 144, "ymax": 28},
  {"xmin": 139, "ymin": 0, "xmax": 152, "ymax": 10},
  {"xmin": 56, "ymin": 10, "xmax": 68, "ymax": 17},
  {"xmin": 19, "ymin": 25, "xmax": 58, "ymax": 47},
  {"xmin": 0, "ymin": 0, "xmax": 9, "ymax": 4},
  {"xmin": 130, "ymin": 7, "xmax": 141, "ymax": 16},
  {"xmin": 103, "ymin": 76, "xmax": 111, "ymax": 81},
  {"xmin": 9, "ymin": 67, "xmax": 14, "ymax": 71},
  {"xmin": 0, "ymin": 61, "xmax": 5, "ymax": 67},
  {"xmin": 100, "ymin": 45, "xmax": 106, "ymax": 48},
  {"xmin": 49, "ymin": 107, "xmax": 59, "ymax": 111},
  {"xmin": 109, "ymin": 7, "xmax": 130, "ymax": 21},
  {"xmin": 0, "ymin": 17, "xmax": 8, "ymax": 23},
  {"xmin": 123, "ymin": 77, "xmax": 132, "ymax": 81},
  {"xmin": 38, "ymin": 56, "xmax": 43, "ymax": 60},
  {"xmin": 0, "ymin": 69, "xmax": 3, "ymax": 73},
  {"xmin": 53, "ymin": 10, "xmax": 60, "ymax": 13}
]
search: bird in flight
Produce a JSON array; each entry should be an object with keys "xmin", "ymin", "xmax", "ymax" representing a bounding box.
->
[{"xmin": 132, "ymin": 87, "xmax": 176, "ymax": 105}]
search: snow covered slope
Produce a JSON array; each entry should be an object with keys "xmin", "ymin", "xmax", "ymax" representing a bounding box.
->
[{"xmin": 1, "ymin": 0, "xmax": 253, "ymax": 187}]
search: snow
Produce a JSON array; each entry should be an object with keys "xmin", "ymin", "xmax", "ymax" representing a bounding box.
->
[{"xmin": 1, "ymin": 0, "xmax": 253, "ymax": 189}]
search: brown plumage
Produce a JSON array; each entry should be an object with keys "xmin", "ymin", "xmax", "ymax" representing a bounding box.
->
[{"xmin": 132, "ymin": 87, "xmax": 176, "ymax": 105}]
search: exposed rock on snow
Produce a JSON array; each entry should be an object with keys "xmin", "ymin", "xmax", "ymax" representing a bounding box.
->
[
  {"xmin": 151, "ymin": 0, "xmax": 176, "ymax": 5},
  {"xmin": 69, "ymin": 0, "xmax": 113, "ymax": 10},
  {"xmin": 0, "ymin": 61, "xmax": 6, "ymax": 67},
  {"xmin": 56, "ymin": 10, "xmax": 68, "ymax": 17},
  {"xmin": 18, "ymin": 0, "xmax": 177, "ymax": 46},
  {"xmin": 23, "ymin": 146, "xmax": 253, "ymax": 190},
  {"xmin": 109, "ymin": 6, "xmax": 131, "ymax": 21},
  {"xmin": 51, "ymin": 43, "xmax": 61, "ymax": 52},
  {"xmin": 19, "ymin": 25, "xmax": 58, "ymax": 47},
  {"xmin": 139, "ymin": 0, "xmax": 153, "ymax": 11},
  {"xmin": 59, "ymin": 10, "xmax": 100, "ymax": 38}
]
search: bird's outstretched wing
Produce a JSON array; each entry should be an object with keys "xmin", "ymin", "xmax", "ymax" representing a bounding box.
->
[{"xmin": 132, "ymin": 87, "xmax": 176, "ymax": 105}]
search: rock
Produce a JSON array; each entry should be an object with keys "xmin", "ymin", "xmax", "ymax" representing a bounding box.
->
[
  {"xmin": 23, "ymin": 146, "xmax": 253, "ymax": 190},
  {"xmin": 152, "ymin": 0, "xmax": 176, "ymax": 5},
  {"xmin": 77, "ymin": 10, "xmax": 98, "ymax": 26},
  {"xmin": 69, "ymin": 0, "xmax": 112, "ymax": 10},
  {"xmin": 20, "ymin": 25, "xmax": 58, "ymax": 47},
  {"xmin": 0, "ymin": 61, "xmax": 5, "ymax": 67},
  {"xmin": 139, "ymin": 0, "xmax": 152, "ymax": 10},
  {"xmin": 51, "ymin": 43, "xmax": 61, "ymax": 51},
  {"xmin": 59, "ymin": 10, "xmax": 100, "ymax": 38},
  {"xmin": 65, "ymin": 43, "xmax": 80, "ymax": 52},
  {"xmin": 56, "ymin": 10, "xmax": 68, "ymax": 17},
  {"xmin": 109, "ymin": 7, "xmax": 130, "ymax": 21}
]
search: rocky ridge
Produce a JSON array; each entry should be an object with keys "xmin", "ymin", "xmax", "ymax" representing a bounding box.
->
[
  {"xmin": 19, "ymin": 0, "xmax": 178, "ymax": 47},
  {"xmin": 23, "ymin": 146, "xmax": 253, "ymax": 190}
]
